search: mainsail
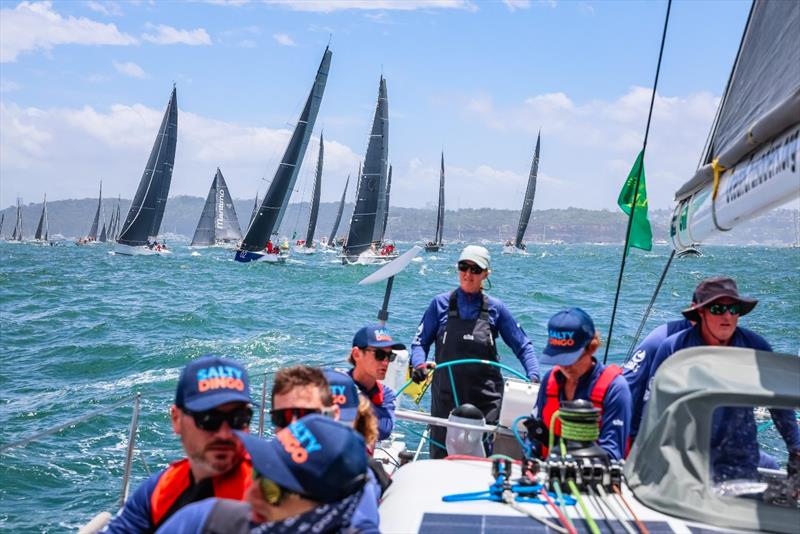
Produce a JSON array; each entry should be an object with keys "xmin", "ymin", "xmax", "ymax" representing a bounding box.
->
[
  {"xmin": 327, "ymin": 174, "xmax": 349, "ymax": 247},
  {"xmin": 344, "ymin": 77, "xmax": 389, "ymax": 259},
  {"xmin": 117, "ymin": 86, "xmax": 178, "ymax": 247},
  {"xmin": 435, "ymin": 154, "xmax": 445, "ymax": 246},
  {"xmin": 303, "ymin": 133, "xmax": 324, "ymax": 246},
  {"xmin": 191, "ymin": 168, "xmax": 242, "ymax": 246},
  {"xmin": 34, "ymin": 194, "xmax": 48, "ymax": 242},
  {"xmin": 514, "ymin": 132, "xmax": 540, "ymax": 249},
  {"xmin": 237, "ymin": 47, "xmax": 332, "ymax": 257},
  {"xmin": 87, "ymin": 181, "xmax": 103, "ymax": 240},
  {"xmin": 671, "ymin": 0, "xmax": 799, "ymax": 250}
]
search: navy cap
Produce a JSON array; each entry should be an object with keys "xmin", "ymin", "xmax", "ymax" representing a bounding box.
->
[
  {"xmin": 352, "ymin": 324, "xmax": 406, "ymax": 350},
  {"xmin": 175, "ymin": 355, "xmax": 251, "ymax": 411},
  {"xmin": 542, "ymin": 308, "xmax": 595, "ymax": 367},
  {"xmin": 236, "ymin": 414, "xmax": 367, "ymax": 503},
  {"xmin": 323, "ymin": 369, "xmax": 360, "ymax": 425}
]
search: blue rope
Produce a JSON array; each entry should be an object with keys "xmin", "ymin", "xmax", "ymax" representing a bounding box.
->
[
  {"xmin": 447, "ymin": 366, "xmax": 460, "ymax": 407},
  {"xmin": 397, "ymin": 421, "xmax": 447, "ymax": 453},
  {"xmin": 512, "ymin": 415, "xmax": 532, "ymax": 456}
]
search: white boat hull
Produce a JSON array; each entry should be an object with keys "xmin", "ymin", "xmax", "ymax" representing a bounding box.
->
[
  {"xmin": 293, "ymin": 245, "xmax": 316, "ymax": 255},
  {"xmin": 113, "ymin": 243, "xmax": 172, "ymax": 256},
  {"xmin": 340, "ymin": 250, "xmax": 399, "ymax": 265}
]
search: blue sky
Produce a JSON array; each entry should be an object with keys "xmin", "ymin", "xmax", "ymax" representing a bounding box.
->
[{"xmin": 0, "ymin": 0, "xmax": 752, "ymax": 211}]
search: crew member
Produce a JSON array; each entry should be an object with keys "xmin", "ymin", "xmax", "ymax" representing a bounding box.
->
[
  {"xmin": 103, "ymin": 355, "xmax": 253, "ymax": 533},
  {"xmin": 410, "ymin": 245, "xmax": 540, "ymax": 458},
  {"xmin": 156, "ymin": 415, "xmax": 369, "ymax": 534},
  {"xmin": 534, "ymin": 308, "xmax": 631, "ymax": 460},
  {"xmin": 647, "ymin": 277, "xmax": 800, "ymax": 481},
  {"xmin": 349, "ymin": 324, "xmax": 404, "ymax": 440}
]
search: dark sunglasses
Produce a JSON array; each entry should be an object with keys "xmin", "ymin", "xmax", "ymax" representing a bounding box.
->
[
  {"xmin": 458, "ymin": 261, "xmax": 484, "ymax": 275},
  {"xmin": 365, "ymin": 347, "xmax": 397, "ymax": 362},
  {"xmin": 270, "ymin": 407, "xmax": 321, "ymax": 428},
  {"xmin": 184, "ymin": 406, "xmax": 252, "ymax": 432},
  {"xmin": 706, "ymin": 303, "xmax": 742, "ymax": 316}
]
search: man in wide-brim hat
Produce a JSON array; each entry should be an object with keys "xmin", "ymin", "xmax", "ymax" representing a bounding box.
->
[{"xmin": 646, "ymin": 276, "xmax": 800, "ymax": 483}]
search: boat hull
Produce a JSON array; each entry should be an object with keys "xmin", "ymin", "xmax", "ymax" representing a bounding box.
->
[
  {"xmin": 293, "ymin": 245, "xmax": 316, "ymax": 255},
  {"xmin": 339, "ymin": 250, "xmax": 399, "ymax": 265},
  {"xmin": 113, "ymin": 243, "xmax": 172, "ymax": 256},
  {"xmin": 424, "ymin": 244, "xmax": 441, "ymax": 252},
  {"xmin": 234, "ymin": 249, "xmax": 287, "ymax": 263}
]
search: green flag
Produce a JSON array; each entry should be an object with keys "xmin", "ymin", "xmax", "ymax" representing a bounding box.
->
[{"xmin": 617, "ymin": 150, "xmax": 653, "ymax": 251}]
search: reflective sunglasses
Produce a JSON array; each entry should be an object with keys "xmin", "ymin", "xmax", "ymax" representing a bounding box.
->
[
  {"xmin": 269, "ymin": 406, "xmax": 336, "ymax": 428},
  {"xmin": 183, "ymin": 406, "xmax": 252, "ymax": 432},
  {"xmin": 457, "ymin": 261, "xmax": 484, "ymax": 275},
  {"xmin": 706, "ymin": 303, "xmax": 742, "ymax": 316},
  {"xmin": 253, "ymin": 472, "xmax": 285, "ymax": 505},
  {"xmin": 366, "ymin": 347, "xmax": 397, "ymax": 362}
]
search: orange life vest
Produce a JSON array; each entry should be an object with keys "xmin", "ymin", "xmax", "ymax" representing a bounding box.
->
[
  {"xmin": 540, "ymin": 364, "xmax": 622, "ymax": 457},
  {"xmin": 149, "ymin": 456, "xmax": 252, "ymax": 527}
]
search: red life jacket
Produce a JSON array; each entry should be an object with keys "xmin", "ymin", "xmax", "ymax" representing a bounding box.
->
[
  {"xmin": 540, "ymin": 364, "xmax": 622, "ymax": 457},
  {"xmin": 149, "ymin": 456, "xmax": 252, "ymax": 527}
]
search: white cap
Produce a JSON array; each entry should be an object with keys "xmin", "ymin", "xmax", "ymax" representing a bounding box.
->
[{"xmin": 458, "ymin": 245, "xmax": 491, "ymax": 270}]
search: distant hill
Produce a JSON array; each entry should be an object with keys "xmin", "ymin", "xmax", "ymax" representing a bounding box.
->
[{"xmin": 1, "ymin": 196, "xmax": 797, "ymax": 245}]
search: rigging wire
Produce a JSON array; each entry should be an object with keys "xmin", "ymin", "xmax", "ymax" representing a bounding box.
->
[
  {"xmin": 604, "ymin": 0, "xmax": 673, "ymax": 364},
  {"xmin": 624, "ymin": 249, "xmax": 676, "ymax": 361}
]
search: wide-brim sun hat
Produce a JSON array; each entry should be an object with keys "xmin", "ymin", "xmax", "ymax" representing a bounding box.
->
[{"xmin": 681, "ymin": 277, "xmax": 758, "ymax": 322}]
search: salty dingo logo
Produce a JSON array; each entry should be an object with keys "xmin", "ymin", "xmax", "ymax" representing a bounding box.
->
[
  {"xmin": 548, "ymin": 330, "xmax": 576, "ymax": 347},
  {"xmin": 330, "ymin": 384, "xmax": 349, "ymax": 406},
  {"xmin": 374, "ymin": 329, "xmax": 393, "ymax": 342},
  {"xmin": 196, "ymin": 365, "xmax": 245, "ymax": 393},
  {"xmin": 278, "ymin": 421, "xmax": 322, "ymax": 463}
]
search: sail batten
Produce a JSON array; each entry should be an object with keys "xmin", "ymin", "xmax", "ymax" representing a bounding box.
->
[
  {"xmin": 515, "ymin": 133, "xmax": 540, "ymax": 249},
  {"xmin": 191, "ymin": 168, "xmax": 242, "ymax": 246}
]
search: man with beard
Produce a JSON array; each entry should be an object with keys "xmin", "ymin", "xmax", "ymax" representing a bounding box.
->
[{"xmin": 103, "ymin": 355, "xmax": 253, "ymax": 533}]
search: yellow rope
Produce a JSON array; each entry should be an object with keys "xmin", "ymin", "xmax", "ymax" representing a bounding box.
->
[{"xmin": 711, "ymin": 157, "xmax": 726, "ymax": 200}]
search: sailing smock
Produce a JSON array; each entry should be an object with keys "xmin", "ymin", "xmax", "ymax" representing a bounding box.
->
[
  {"xmin": 648, "ymin": 325, "xmax": 800, "ymax": 481},
  {"xmin": 347, "ymin": 368, "xmax": 397, "ymax": 441},
  {"xmin": 102, "ymin": 457, "xmax": 251, "ymax": 534},
  {"xmin": 535, "ymin": 359, "xmax": 631, "ymax": 460},
  {"xmin": 622, "ymin": 318, "xmax": 692, "ymax": 441}
]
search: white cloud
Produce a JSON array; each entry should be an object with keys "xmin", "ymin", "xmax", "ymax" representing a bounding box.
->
[
  {"xmin": 113, "ymin": 60, "xmax": 147, "ymax": 79},
  {"xmin": 84, "ymin": 1, "xmax": 123, "ymax": 16},
  {"xmin": 264, "ymin": 0, "xmax": 477, "ymax": 13},
  {"xmin": 141, "ymin": 24, "xmax": 212, "ymax": 46},
  {"xmin": 0, "ymin": 1, "xmax": 137, "ymax": 63},
  {"xmin": 0, "ymin": 100, "xmax": 361, "ymax": 207},
  {"xmin": 0, "ymin": 80, "xmax": 21, "ymax": 93},
  {"xmin": 272, "ymin": 33, "xmax": 296, "ymax": 46}
]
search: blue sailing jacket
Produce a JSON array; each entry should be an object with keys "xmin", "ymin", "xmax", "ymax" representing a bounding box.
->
[
  {"xmin": 348, "ymin": 368, "xmax": 397, "ymax": 441},
  {"xmin": 410, "ymin": 288, "xmax": 540, "ymax": 381},
  {"xmin": 649, "ymin": 325, "xmax": 800, "ymax": 481},
  {"xmin": 622, "ymin": 318, "xmax": 692, "ymax": 440}
]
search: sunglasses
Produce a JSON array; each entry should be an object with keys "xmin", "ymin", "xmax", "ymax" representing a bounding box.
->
[
  {"xmin": 365, "ymin": 347, "xmax": 397, "ymax": 362},
  {"xmin": 253, "ymin": 472, "xmax": 285, "ymax": 505},
  {"xmin": 270, "ymin": 406, "xmax": 336, "ymax": 428},
  {"xmin": 458, "ymin": 262, "xmax": 484, "ymax": 275},
  {"xmin": 183, "ymin": 406, "xmax": 252, "ymax": 432},
  {"xmin": 706, "ymin": 303, "xmax": 742, "ymax": 316}
]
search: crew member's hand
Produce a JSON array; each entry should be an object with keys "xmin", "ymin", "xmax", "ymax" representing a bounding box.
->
[{"xmin": 411, "ymin": 363, "xmax": 433, "ymax": 383}]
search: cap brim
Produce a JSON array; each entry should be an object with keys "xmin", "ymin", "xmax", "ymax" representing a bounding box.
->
[
  {"xmin": 184, "ymin": 391, "xmax": 252, "ymax": 411},
  {"xmin": 235, "ymin": 431, "xmax": 306, "ymax": 496},
  {"xmin": 371, "ymin": 341, "xmax": 406, "ymax": 350},
  {"xmin": 338, "ymin": 407, "xmax": 358, "ymax": 425},
  {"xmin": 542, "ymin": 346, "xmax": 585, "ymax": 367},
  {"xmin": 681, "ymin": 296, "xmax": 758, "ymax": 321}
]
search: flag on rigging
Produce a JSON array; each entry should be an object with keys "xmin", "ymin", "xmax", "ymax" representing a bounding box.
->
[{"xmin": 617, "ymin": 150, "xmax": 653, "ymax": 251}]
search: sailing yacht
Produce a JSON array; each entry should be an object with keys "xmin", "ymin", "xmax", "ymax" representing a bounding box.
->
[
  {"xmin": 190, "ymin": 168, "xmax": 242, "ymax": 248},
  {"xmin": 294, "ymin": 133, "xmax": 325, "ymax": 255},
  {"xmin": 425, "ymin": 153, "xmax": 446, "ymax": 252},
  {"xmin": 77, "ymin": 181, "xmax": 103, "ymax": 246},
  {"xmin": 323, "ymin": 173, "xmax": 350, "ymax": 253},
  {"xmin": 8, "ymin": 198, "xmax": 23, "ymax": 243},
  {"xmin": 235, "ymin": 47, "xmax": 332, "ymax": 263},
  {"xmin": 503, "ymin": 132, "xmax": 540, "ymax": 255}
]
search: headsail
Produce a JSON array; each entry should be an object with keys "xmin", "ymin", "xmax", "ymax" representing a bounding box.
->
[
  {"xmin": 327, "ymin": 175, "xmax": 349, "ymax": 247},
  {"xmin": 515, "ymin": 132, "xmax": 540, "ymax": 249},
  {"xmin": 344, "ymin": 77, "xmax": 389, "ymax": 259},
  {"xmin": 99, "ymin": 222, "xmax": 107, "ymax": 243},
  {"xmin": 435, "ymin": 154, "xmax": 445, "ymax": 246},
  {"xmin": 237, "ymin": 47, "xmax": 332, "ymax": 256},
  {"xmin": 303, "ymin": 133, "xmax": 324, "ymax": 246},
  {"xmin": 34, "ymin": 194, "xmax": 49, "ymax": 242},
  {"xmin": 87, "ymin": 181, "xmax": 103, "ymax": 240},
  {"xmin": 191, "ymin": 168, "xmax": 242, "ymax": 246},
  {"xmin": 380, "ymin": 164, "xmax": 392, "ymax": 240},
  {"xmin": 671, "ymin": 0, "xmax": 800, "ymax": 250},
  {"xmin": 117, "ymin": 86, "xmax": 178, "ymax": 247}
]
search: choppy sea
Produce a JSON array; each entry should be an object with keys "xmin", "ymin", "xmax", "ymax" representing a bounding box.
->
[{"xmin": 1, "ymin": 240, "xmax": 798, "ymax": 531}]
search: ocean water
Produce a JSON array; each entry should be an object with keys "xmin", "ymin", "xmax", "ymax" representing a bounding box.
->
[{"xmin": 0, "ymin": 240, "xmax": 798, "ymax": 531}]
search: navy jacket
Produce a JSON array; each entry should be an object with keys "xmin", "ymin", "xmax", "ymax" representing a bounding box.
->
[
  {"xmin": 102, "ymin": 470, "xmax": 170, "ymax": 533},
  {"xmin": 535, "ymin": 359, "xmax": 632, "ymax": 460},
  {"xmin": 411, "ymin": 288, "xmax": 540, "ymax": 381},
  {"xmin": 348, "ymin": 368, "xmax": 396, "ymax": 441},
  {"xmin": 622, "ymin": 318, "xmax": 692, "ymax": 440},
  {"xmin": 649, "ymin": 325, "xmax": 800, "ymax": 481}
]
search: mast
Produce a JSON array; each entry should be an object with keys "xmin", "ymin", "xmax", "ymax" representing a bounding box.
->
[
  {"xmin": 304, "ymin": 132, "xmax": 324, "ymax": 246},
  {"xmin": 380, "ymin": 164, "xmax": 392, "ymax": 241},
  {"xmin": 117, "ymin": 86, "xmax": 178, "ymax": 246},
  {"xmin": 515, "ymin": 132, "xmax": 540, "ymax": 249},
  {"xmin": 328, "ymin": 174, "xmax": 349, "ymax": 246},
  {"xmin": 435, "ymin": 153, "xmax": 445, "ymax": 245},
  {"xmin": 35, "ymin": 194, "xmax": 48, "ymax": 242},
  {"xmin": 344, "ymin": 77, "xmax": 389, "ymax": 258},
  {"xmin": 238, "ymin": 47, "xmax": 332, "ymax": 253},
  {"xmin": 88, "ymin": 181, "xmax": 103, "ymax": 240}
]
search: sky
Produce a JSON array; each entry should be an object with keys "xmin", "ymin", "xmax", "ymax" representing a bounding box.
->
[{"xmin": 0, "ymin": 0, "xmax": 753, "ymax": 211}]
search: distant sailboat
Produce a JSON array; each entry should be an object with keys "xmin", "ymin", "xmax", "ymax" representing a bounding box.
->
[
  {"xmin": 34, "ymin": 194, "xmax": 49, "ymax": 244},
  {"xmin": 107, "ymin": 196, "xmax": 121, "ymax": 241},
  {"xmin": 503, "ymin": 132, "xmax": 540, "ymax": 254},
  {"xmin": 295, "ymin": 133, "xmax": 325, "ymax": 254},
  {"xmin": 79, "ymin": 181, "xmax": 103, "ymax": 245},
  {"xmin": 425, "ymin": 153, "xmax": 446, "ymax": 252},
  {"xmin": 115, "ymin": 86, "xmax": 178, "ymax": 256},
  {"xmin": 99, "ymin": 222, "xmax": 108, "ymax": 243},
  {"xmin": 0, "ymin": 213, "xmax": 4, "ymax": 238},
  {"xmin": 235, "ymin": 47, "xmax": 332, "ymax": 263},
  {"xmin": 191, "ymin": 168, "xmax": 242, "ymax": 247},
  {"xmin": 248, "ymin": 194, "xmax": 259, "ymax": 228},
  {"xmin": 10, "ymin": 198, "xmax": 23, "ymax": 242},
  {"xmin": 342, "ymin": 76, "xmax": 396, "ymax": 264},
  {"xmin": 325, "ymin": 174, "xmax": 350, "ymax": 251}
]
